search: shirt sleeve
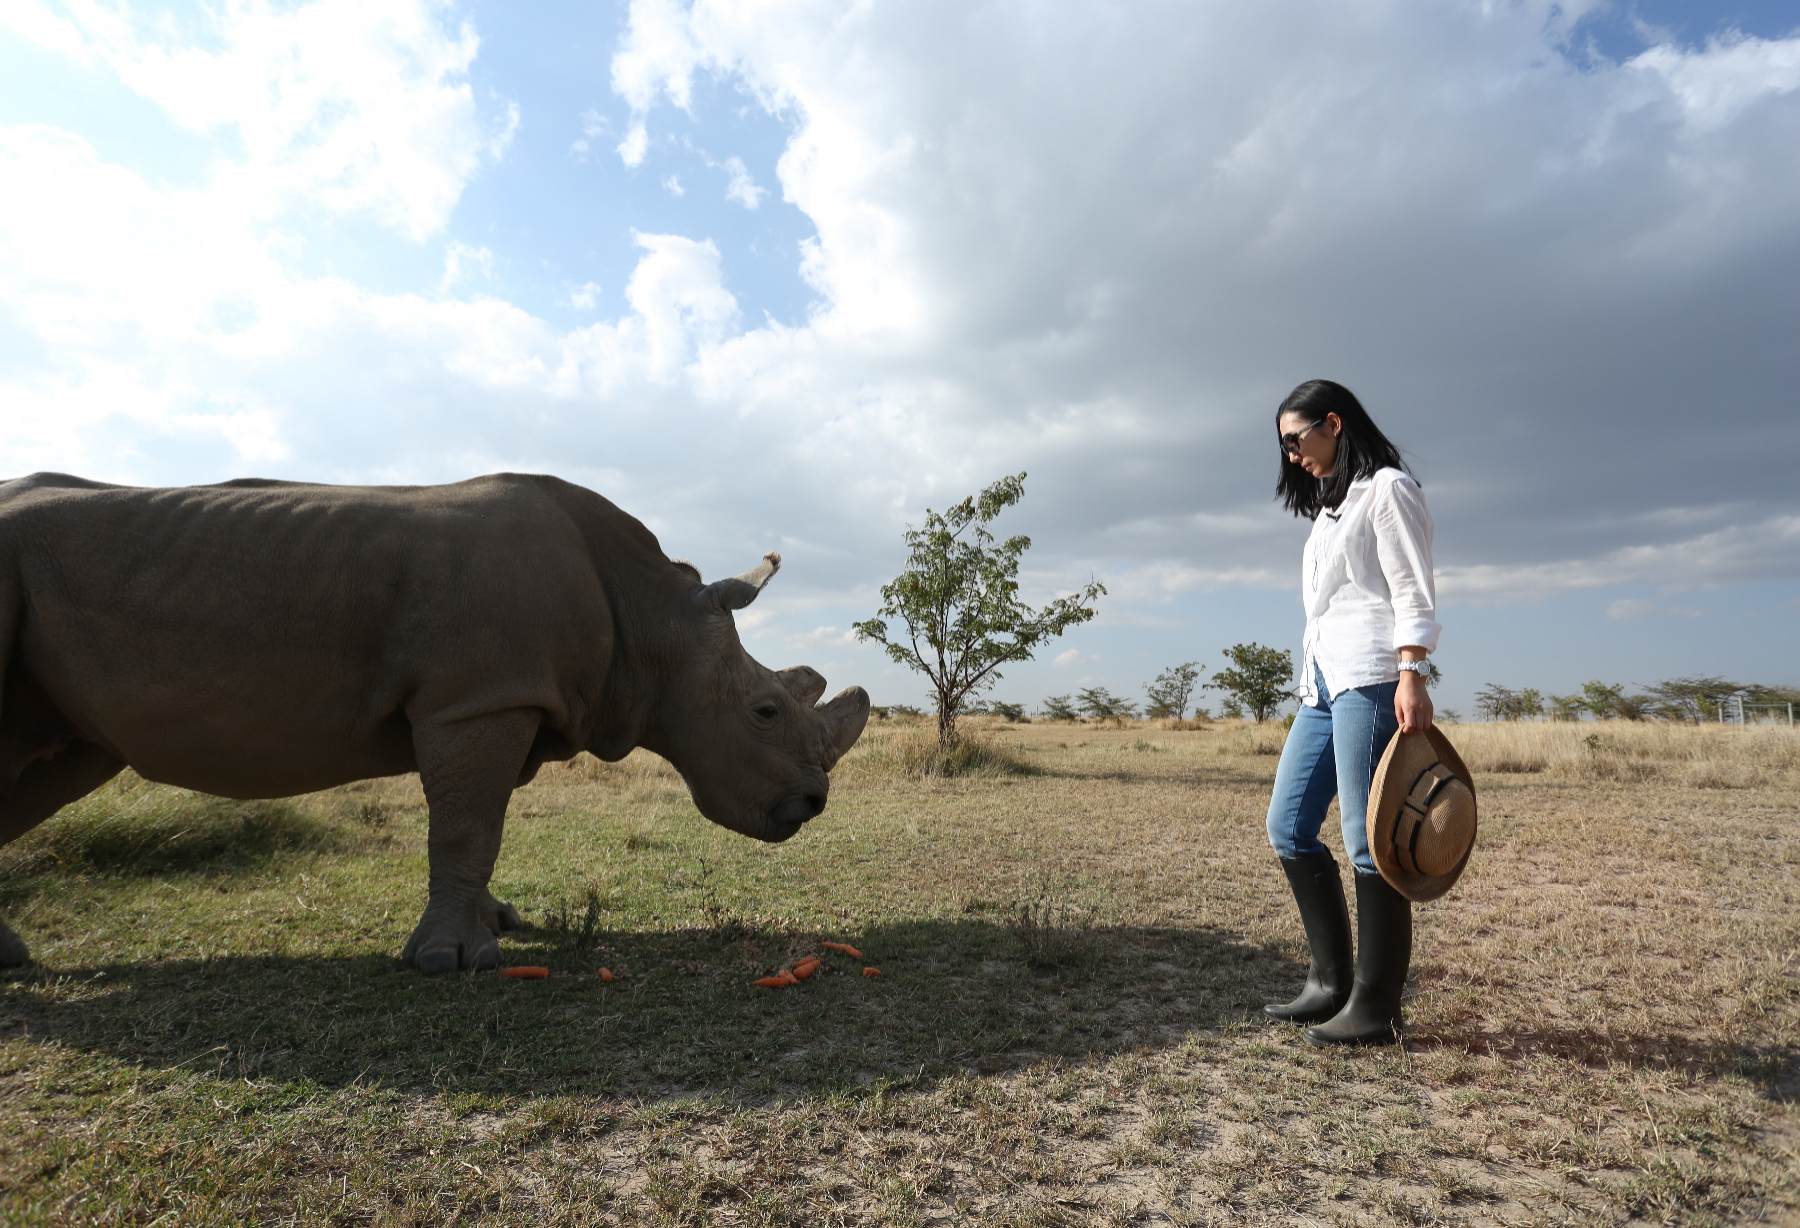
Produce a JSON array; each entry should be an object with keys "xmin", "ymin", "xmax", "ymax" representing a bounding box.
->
[{"xmin": 1371, "ymin": 472, "xmax": 1441, "ymax": 653}]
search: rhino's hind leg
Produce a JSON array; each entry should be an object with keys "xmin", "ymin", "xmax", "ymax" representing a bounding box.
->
[
  {"xmin": 0, "ymin": 740, "xmax": 127, "ymax": 967},
  {"xmin": 403, "ymin": 709, "xmax": 540, "ymax": 974}
]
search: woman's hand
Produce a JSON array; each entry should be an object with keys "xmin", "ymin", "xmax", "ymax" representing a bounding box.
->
[{"xmin": 1396, "ymin": 670, "xmax": 1433, "ymax": 733}]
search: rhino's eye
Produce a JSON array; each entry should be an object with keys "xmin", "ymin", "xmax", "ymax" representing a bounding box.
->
[{"xmin": 753, "ymin": 702, "xmax": 780, "ymax": 722}]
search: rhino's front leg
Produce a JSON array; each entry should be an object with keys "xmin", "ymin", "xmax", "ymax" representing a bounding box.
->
[
  {"xmin": 0, "ymin": 918, "xmax": 29, "ymax": 968},
  {"xmin": 478, "ymin": 890, "xmax": 523, "ymax": 935},
  {"xmin": 403, "ymin": 709, "xmax": 541, "ymax": 974}
]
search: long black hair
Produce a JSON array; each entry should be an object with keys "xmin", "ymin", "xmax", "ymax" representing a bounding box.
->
[{"xmin": 1274, "ymin": 379, "xmax": 1411, "ymax": 520}]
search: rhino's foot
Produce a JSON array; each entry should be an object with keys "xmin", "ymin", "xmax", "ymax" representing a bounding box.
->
[
  {"xmin": 478, "ymin": 891, "xmax": 522, "ymax": 935},
  {"xmin": 402, "ymin": 909, "xmax": 501, "ymax": 975},
  {"xmin": 0, "ymin": 919, "xmax": 31, "ymax": 968}
]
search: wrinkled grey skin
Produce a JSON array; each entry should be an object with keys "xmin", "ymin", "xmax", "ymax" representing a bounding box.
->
[{"xmin": 0, "ymin": 472, "xmax": 869, "ymax": 973}]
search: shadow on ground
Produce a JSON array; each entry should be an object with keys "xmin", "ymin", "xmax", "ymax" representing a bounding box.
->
[{"xmin": 1, "ymin": 919, "xmax": 1297, "ymax": 1098}]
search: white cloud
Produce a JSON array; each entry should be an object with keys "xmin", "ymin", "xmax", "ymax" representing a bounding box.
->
[
  {"xmin": 565, "ymin": 282, "xmax": 603, "ymax": 311},
  {"xmin": 1053, "ymin": 649, "xmax": 1097, "ymax": 668},
  {"xmin": 1605, "ymin": 599, "xmax": 1703, "ymax": 620},
  {"xmin": 439, "ymin": 242, "xmax": 495, "ymax": 294},
  {"xmin": 663, "ymin": 173, "xmax": 684, "ymax": 195},
  {"xmin": 723, "ymin": 156, "xmax": 766, "ymax": 208},
  {"xmin": 4, "ymin": 0, "xmax": 1800, "ymax": 638},
  {"xmin": 1438, "ymin": 514, "xmax": 1800, "ymax": 605},
  {"xmin": 621, "ymin": 231, "xmax": 739, "ymax": 374},
  {"xmin": 617, "ymin": 122, "xmax": 649, "ymax": 166},
  {"xmin": 789, "ymin": 625, "xmax": 858, "ymax": 650},
  {"xmin": 0, "ymin": 0, "xmax": 504, "ymax": 240},
  {"xmin": 1630, "ymin": 32, "xmax": 1800, "ymax": 133}
]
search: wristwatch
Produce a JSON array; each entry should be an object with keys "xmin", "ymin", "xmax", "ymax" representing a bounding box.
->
[{"xmin": 1397, "ymin": 660, "xmax": 1430, "ymax": 675}]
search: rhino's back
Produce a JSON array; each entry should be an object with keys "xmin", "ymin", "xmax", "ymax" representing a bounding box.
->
[{"xmin": 0, "ymin": 473, "xmax": 626, "ymax": 796}]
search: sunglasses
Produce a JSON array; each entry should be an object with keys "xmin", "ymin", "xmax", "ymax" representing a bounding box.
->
[{"xmin": 1279, "ymin": 419, "xmax": 1327, "ymax": 458}]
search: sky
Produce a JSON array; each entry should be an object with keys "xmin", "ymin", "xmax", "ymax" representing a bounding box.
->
[{"xmin": 2, "ymin": 0, "xmax": 1798, "ymax": 718}]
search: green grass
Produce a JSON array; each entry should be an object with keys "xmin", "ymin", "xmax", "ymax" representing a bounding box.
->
[{"xmin": 0, "ymin": 720, "xmax": 1794, "ymax": 1225}]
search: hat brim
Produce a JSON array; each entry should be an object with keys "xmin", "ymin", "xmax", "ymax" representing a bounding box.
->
[{"xmin": 1366, "ymin": 726, "xmax": 1477, "ymax": 903}]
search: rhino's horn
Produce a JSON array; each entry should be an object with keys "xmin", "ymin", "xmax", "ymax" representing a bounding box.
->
[
  {"xmin": 698, "ymin": 552, "xmax": 781, "ymax": 612},
  {"xmin": 820, "ymin": 686, "xmax": 871, "ymax": 767},
  {"xmin": 777, "ymin": 665, "xmax": 828, "ymax": 706}
]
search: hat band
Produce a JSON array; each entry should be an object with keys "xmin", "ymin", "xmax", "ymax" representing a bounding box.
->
[{"xmin": 1392, "ymin": 762, "xmax": 1456, "ymax": 875}]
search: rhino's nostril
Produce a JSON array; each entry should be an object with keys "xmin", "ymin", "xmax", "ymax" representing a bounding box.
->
[{"xmin": 804, "ymin": 793, "xmax": 826, "ymax": 817}]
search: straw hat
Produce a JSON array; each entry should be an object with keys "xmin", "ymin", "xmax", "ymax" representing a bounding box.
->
[{"xmin": 1366, "ymin": 727, "xmax": 1478, "ymax": 903}]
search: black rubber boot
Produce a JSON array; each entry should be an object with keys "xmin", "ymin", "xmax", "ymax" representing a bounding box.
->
[
  {"xmin": 1263, "ymin": 851, "xmax": 1353, "ymax": 1024},
  {"xmin": 1306, "ymin": 871, "xmax": 1412, "ymax": 1046}
]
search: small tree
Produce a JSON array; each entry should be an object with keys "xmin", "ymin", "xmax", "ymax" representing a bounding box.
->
[
  {"xmin": 853, "ymin": 474, "xmax": 1105, "ymax": 748},
  {"xmin": 1077, "ymin": 686, "xmax": 1136, "ymax": 721},
  {"xmin": 1475, "ymin": 684, "xmax": 1520, "ymax": 721},
  {"xmin": 990, "ymin": 701, "xmax": 1028, "ymax": 722},
  {"xmin": 1547, "ymin": 693, "xmax": 1586, "ymax": 722},
  {"xmin": 1580, "ymin": 680, "xmax": 1623, "ymax": 720},
  {"xmin": 1644, "ymin": 676, "xmax": 1743, "ymax": 724},
  {"xmin": 1144, "ymin": 661, "xmax": 1203, "ymax": 719},
  {"xmin": 1040, "ymin": 694, "xmax": 1080, "ymax": 721},
  {"xmin": 1208, "ymin": 643, "xmax": 1296, "ymax": 723}
]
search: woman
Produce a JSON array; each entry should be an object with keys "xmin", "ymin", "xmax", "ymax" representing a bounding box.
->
[{"xmin": 1262, "ymin": 379, "xmax": 1438, "ymax": 1046}]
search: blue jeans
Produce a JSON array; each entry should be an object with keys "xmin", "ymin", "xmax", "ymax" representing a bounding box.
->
[{"xmin": 1266, "ymin": 666, "xmax": 1399, "ymax": 875}]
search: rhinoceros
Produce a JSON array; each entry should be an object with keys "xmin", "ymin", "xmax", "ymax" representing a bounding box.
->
[{"xmin": 0, "ymin": 471, "xmax": 869, "ymax": 972}]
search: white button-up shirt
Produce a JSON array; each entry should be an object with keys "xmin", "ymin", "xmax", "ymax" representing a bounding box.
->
[{"xmin": 1297, "ymin": 467, "xmax": 1440, "ymax": 707}]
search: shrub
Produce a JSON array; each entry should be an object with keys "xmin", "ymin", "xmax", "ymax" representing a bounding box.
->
[{"xmin": 853, "ymin": 729, "xmax": 1042, "ymax": 780}]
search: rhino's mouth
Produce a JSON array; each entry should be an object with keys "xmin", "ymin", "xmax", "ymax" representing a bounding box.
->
[{"xmin": 762, "ymin": 788, "xmax": 827, "ymax": 841}]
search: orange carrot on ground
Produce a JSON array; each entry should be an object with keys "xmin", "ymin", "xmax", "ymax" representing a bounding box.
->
[
  {"xmin": 791, "ymin": 961, "xmax": 818, "ymax": 980},
  {"xmin": 862, "ymin": 967, "xmax": 881, "ymax": 977},
  {"xmin": 598, "ymin": 968, "xmax": 615, "ymax": 983},
  {"xmin": 822, "ymin": 942, "xmax": 864, "ymax": 959},
  {"xmin": 500, "ymin": 966, "xmax": 549, "ymax": 979},
  {"xmin": 777, "ymin": 970, "xmax": 799, "ymax": 985},
  {"xmin": 753, "ymin": 976, "xmax": 790, "ymax": 988}
]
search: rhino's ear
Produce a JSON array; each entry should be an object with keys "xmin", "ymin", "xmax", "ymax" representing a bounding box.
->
[
  {"xmin": 777, "ymin": 665, "xmax": 827, "ymax": 706},
  {"xmin": 821, "ymin": 686, "xmax": 871, "ymax": 768},
  {"xmin": 670, "ymin": 558, "xmax": 703, "ymax": 583},
  {"xmin": 697, "ymin": 552, "xmax": 781, "ymax": 612}
]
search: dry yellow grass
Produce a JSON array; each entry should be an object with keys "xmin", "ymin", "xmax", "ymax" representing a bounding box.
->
[{"xmin": 0, "ymin": 716, "xmax": 1793, "ymax": 1225}]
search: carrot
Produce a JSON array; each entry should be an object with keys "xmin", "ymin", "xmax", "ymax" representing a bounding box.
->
[
  {"xmin": 791, "ymin": 961, "xmax": 819, "ymax": 981},
  {"xmin": 598, "ymin": 968, "xmax": 615, "ymax": 983},
  {"xmin": 822, "ymin": 942, "xmax": 864, "ymax": 959},
  {"xmin": 499, "ymin": 966, "xmax": 549, "ymax": 979},
  {"xmin": 777, "ymin": 970, "xmax": 799, "ymax": 985},
  {"xmin": 753, "ymin": 976, "xmax": 790, "ymax": 988},
  {"xmin": 862, "ymin": 967, "xmax": 881, "ymax": 977}
]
